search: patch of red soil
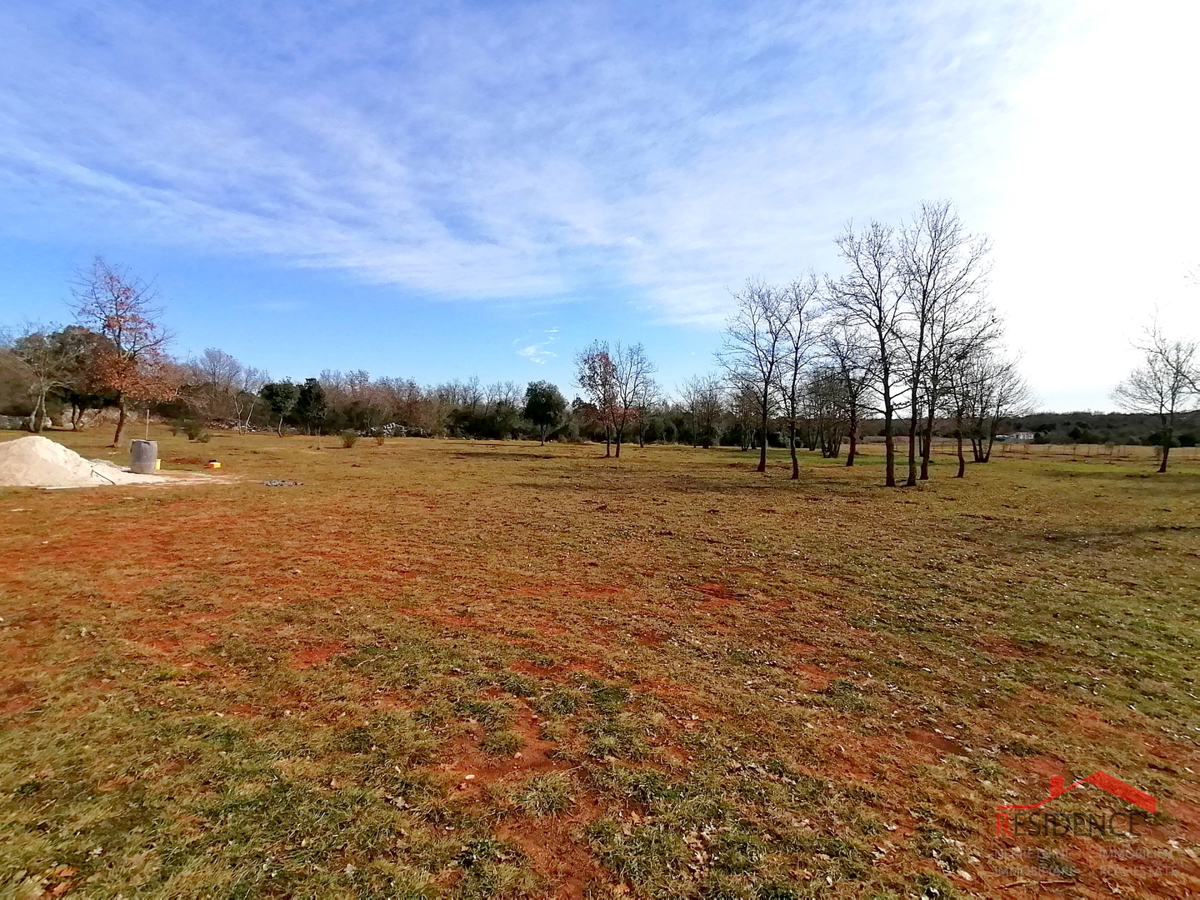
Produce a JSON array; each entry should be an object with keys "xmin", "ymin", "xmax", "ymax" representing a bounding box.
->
[
  {"xmin": 1004, "ymin": 754, "xmax": 1070, "ymax": 781},
  {"xmin": 692, "ymin": 583, "xmax": 737, "ymax": 602},
  {"xmin": 289, "ymin": 642, "xmax": 351, "ymax": 669},
  {"xmin": 975, "ymin": 635, "xmax": 1024, "ymax": 658},
  {"xmin": 0, "ymin": 694, "xmax": 36, "ymax": 716},
  {"xmin": 507, "ymin": 657, "xmax": 607, "ymax": 683},
  {"xmin": 436, "ymin": 703, "xmax": 568, "ymax": 796},
  {"xmin": 788, "ymin": 642, "xmax": 819, "ymax": 656},
  {"xmin": 499, "ymin": 793, "xmax": 604, "ymax": 900},
  {"xmin": 637, "ymin": 677, "xmax": 695, "ymax": 702},
  {"xmin": 509, "ymin": 582, "xmax": 626, "ymax": 603},
  {"xmin": 907, "ymin": 728, "xmax": 966, "ymax": 756},
  {"xmin": 796, "ymin": 663, "xmax": 832, "ymax": 690}
]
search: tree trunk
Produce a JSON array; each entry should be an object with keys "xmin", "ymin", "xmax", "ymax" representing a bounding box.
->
[
  {"xmin": 29, "ymin": 391, "xmax": 47, "ymax": 432},
  {"xmin": 880, "ymin": 368, "xmax": 896, "ymax": 486},
  {"xmin": 920, "ymin": 409, "xmax": 935, "ymax": 480},
  {"xmin": 883, "ymin": 414, "xmax": 895, "ymax": 487},
  {"xmin": 757, "ymin": 391, "xmax": 769, "ymax": 473},
  {"xmin": 112, "ymin": 395, "xmax": 127, "ymax": 446},
  {"xmin": 1159, "ymin": 442, "xmax": 1170, "ymax": 474},
  {"xmin": 906, "ymin": 357, "xmax": 922, "ymax": 485},
  {"xmin": 906, "ymin": 406, "xmax": 919, "ymax": 487},
  {"xmin": 605, "ymin": 426, "xmax": 612, "ymax": 458},
  {"xmin": 789, "ymin": 421, "xmax": 799, "ymax": 480},
  {"xmin": 955, "ymin": 418, "xmax": 965, "ymax": 478}
]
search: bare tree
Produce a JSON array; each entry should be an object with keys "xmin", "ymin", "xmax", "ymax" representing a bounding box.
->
[
  {"xmin": 680, "ymin": 374, "xmax": 726, "ymax": 448},
  {"xmin": 186, "ymin": 348, "xmax": 244, "ymax": 424},
  {"xmin": 611, "ymin": 342, "xmax": 657, "ymax": 457},
  {"xmin": 235, "ymin": 366, "xmax": 268, "ymax": 431},
  {"xmin": 823, "ymin": 323, "xmax": 875, "ymax": 466},
  {"xmin": 634, "ymin": 378, "xmax": 664, "ymax": 449},
  {"xmin": 71, "ymin": 256, "xmax": 175, "ymax": 445},
  {"xmin": 485, "ymin": 381, "xmax": 524, "ymax": 412},
  {"xmin": 974, "ymin": 355, "xmax": 1032, "ymax": 463},
  {"xmin": 575, "ymin": 341, "xmax": 619, "ymax": 456},
  {"xmin": 728, "ymin": 380, "xmax": 759, "ymax": 451},
  {"xmin": 828, "ymin": 221, "xmax": 904, "ymax": 486},
  {"xmin": 773, "ymin": 275, "xmax": 822, "ymax": 479},
  {"xmin": 802, "ymin": 366, "xmax": 850, "ymax": 459},
  {"xmin": 719, "ymin": 279, "xmax": 788, "ymax": 473},
  {"xmin": 1112, "ymin": 324, "xmax": 1199, "ymax": 473},
  {"xmin": 897, "ymin": 201, "xmax": 992, "ymax": 485},
  {"xmin": 943, "ymin": 344, "xmax": 984, "ymax": 478},
  {"xmin": 6, "ymin": 324, "xmax": 76, "ymax": 432}
]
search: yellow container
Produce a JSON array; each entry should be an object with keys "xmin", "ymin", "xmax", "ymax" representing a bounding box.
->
[{"xmin": 205, "ymin": 461, "xmax": 221, "ymax": 469}]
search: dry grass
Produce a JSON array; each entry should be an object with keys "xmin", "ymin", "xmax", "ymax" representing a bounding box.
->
[{"xmin": 1, "ymin": 429, "xmax": 1198, "ymax": 899}]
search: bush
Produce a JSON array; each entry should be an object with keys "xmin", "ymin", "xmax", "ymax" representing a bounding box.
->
[
  {"xmin": 173, "ymin": 419, "xmax": 208, "ymax": 441},
  {"xmin": 340, "ymin": 430, "xmax": 359, "ymax": 448}
]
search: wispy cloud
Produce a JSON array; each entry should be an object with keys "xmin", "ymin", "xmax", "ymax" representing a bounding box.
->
[
  {"xmin": 0, "ymin": 1, "xmax": 1103, "ymax": 326},
  {"xmin": 514, "ymin": 328, "xmax": 559, "ymax": 364}
]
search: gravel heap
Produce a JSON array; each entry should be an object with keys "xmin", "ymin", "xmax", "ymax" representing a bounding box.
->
[{"xmin": 0, "ymin": 436, "xmax": 165, "ymax": 488}]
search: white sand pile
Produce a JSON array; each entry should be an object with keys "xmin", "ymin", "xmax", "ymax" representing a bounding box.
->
[{"xmin": 0, "ymin": 436, "xmax": 165, "ymax": 488}]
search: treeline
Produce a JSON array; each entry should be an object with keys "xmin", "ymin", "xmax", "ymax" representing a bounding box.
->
[
  {"xmin": 15, "ymin": 203, "xmax": 1196, "ymax": 480},
  {"xmin": 1018, "ymin": 412, "xmax": 1200, "ymax": 448},
  {"xmin": 2, "ymin": 202, "xmax": 1038, "ymax": 492}
]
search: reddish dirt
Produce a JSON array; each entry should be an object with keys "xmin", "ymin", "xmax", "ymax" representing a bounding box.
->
[
  {"xmin": 906, "ymin": 728, "xmax": 967, "ymax": 756},
  {"xmin": 633, "ymin": 631, "xmax": 666, "ymax": 647},
  {"xmin": 975, "ymin": 635, "xmax": 1025, "ymax": 658},
  {"xmin": 436, "ymin": 703, "xmax": 568, "ymax": 797},
  {"xmin": 499, "ymin": 794, "xmax": 604, "ymax": 900},
  {"xmin": 691, "ymin": 583, "xmax": 738, "ymax": 602},
  {"xmin": 507, "ymin": 657, "xmax": 605, "ymax": 683},
  {"xmin": 796, "ymin": 663, "xmax": 833, "ymax": 690},
  {"xmin": 289, "ymin": 642, "xmax": 351, "ymax": 669}
]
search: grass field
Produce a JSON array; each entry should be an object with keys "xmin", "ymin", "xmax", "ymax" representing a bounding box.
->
[{"xmin": 2, "ymin": 430, "xmax": 1198, "ymax": 899}]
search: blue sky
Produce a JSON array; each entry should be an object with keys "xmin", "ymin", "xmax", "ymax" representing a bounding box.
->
[{"xmin": 2, "ymin": 0, "xmax": 1197, "ymax": 409}]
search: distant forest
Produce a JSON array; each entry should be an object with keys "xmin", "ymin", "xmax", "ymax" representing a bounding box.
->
[{"xmin": 1008, "ymin": 411, "xmax": 1200, "ymax": 447}]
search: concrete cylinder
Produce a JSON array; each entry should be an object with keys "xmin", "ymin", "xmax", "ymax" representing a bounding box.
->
[{"xmin": 130, "ymin": 440, "xmax": 158, "ymax": 475}]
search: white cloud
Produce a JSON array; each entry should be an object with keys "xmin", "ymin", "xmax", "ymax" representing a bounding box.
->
[
  {"xmin": 1, "ymin": 1, "xmax": 1195, "ymax": 406},
  {"xmin": 514, "ymin": 328, "xmax": 560, "ymax": 364},
  {"xmin": 0, "ymin": 1, "xmax": 1066, "ymax": 307}
]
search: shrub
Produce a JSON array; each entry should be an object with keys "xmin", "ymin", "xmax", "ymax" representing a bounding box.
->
[
  {"xmin": 174, "ymin": 419, "xmax": 207, "ymax": 441},
  {"xmin": 340, "ymin": 430, "xmax": 359, "ymax": 448}
]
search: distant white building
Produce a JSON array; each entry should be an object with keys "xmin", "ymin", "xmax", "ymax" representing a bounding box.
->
[{"xmin": 997, "ymin": 431, "xmax": 1035, "ymax": 442}]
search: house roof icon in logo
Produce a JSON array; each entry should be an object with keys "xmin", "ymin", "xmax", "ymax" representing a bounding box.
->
[{"xmin": 997, "ymin": 772, "xmax": 1156, "ymax": 814}]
